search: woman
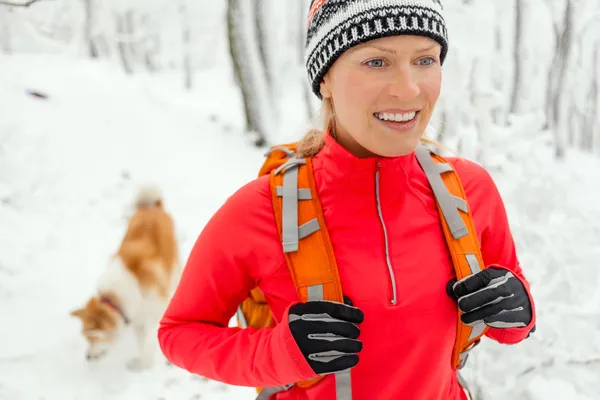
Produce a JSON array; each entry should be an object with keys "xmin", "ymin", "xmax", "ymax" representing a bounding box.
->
[{"xmin": 158, "ymin": 1, "xmax": 537, "ymax": 399}]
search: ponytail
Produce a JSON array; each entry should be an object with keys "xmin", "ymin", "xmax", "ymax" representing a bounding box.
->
[{"xmin": 295, "ymin": 98, "xmax": 334, "ymax": 158}]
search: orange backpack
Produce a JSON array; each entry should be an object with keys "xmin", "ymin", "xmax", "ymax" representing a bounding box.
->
[{"xmin": 236, "ymin": 142, "xmax": 489, "ymax": 398}]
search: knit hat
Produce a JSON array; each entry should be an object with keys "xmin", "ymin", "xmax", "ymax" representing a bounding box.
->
[{"xmin": 305, "ymin": 0, "xmax": 448, "ymax": 98}]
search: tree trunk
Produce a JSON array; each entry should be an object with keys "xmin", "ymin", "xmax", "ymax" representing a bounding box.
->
[
  {"xmin": 124, "ymin": 11, "xmax": 139, "ymax": 63},
  {"xmin": 141, "ymin": 15, "xmax": 159, "ymax": 72},
  {"xmin": 82, "ymin": 0, "xmax": 99, "ymax": 58},
  {"xmin": 0, "ymin": 7, "xmax": 11, "ymax": 54},
  {"xmin": 180, "ymin": 1, "xmax": 192, "ymax": 90},
  {"xmin": 228, "ymin": 0, "xmax": 252, "ymax": 135},
  {"xmin": 0, "ymin": 0, "xmax": 42, "ymax": 7},
  {"xmin": 548, "ymin": 0, "xmax": 574, "ymax": 160},
  {"xmin": 492, "ymin": 23, "xmax": 507, "ymax": 125},
  {"xmin": 116, "ymin": 13, "xmax": 134, "ymax": 75},
  {"xmin": 583, "ymin": 44, "xmax": 599, "ymax": 152},
  {"xmin": 543, "ymin": 0, "xmax": 562, "ymax": 131},
  {"xmin": 298, "ymin": 0, "xmax": 313, "ymax": 119},
  {"xmin": 255, "ymin": 0, "xmax": 272, "ymax": 95},
  {"xmin": 227, "ymin": 0, "xmax": 273, "ymax": 146},
  {"xmin": 510, "ymin": 0, "xmax": 524, "ymax": 114}
]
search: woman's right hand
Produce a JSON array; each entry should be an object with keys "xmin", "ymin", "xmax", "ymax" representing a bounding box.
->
[{"xmin": 287, "ymin": 300, "xmax": 364, "ymax": 375}]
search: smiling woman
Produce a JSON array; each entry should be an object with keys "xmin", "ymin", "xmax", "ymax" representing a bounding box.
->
[{"xmin": 158, "ymin": 1, "xmax": 537, "ymax": 400}]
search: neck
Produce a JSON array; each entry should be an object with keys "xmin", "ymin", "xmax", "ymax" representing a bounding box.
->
[{"xmin": 330, "ymin": 123, "xmax": 378, "ymax": 159}]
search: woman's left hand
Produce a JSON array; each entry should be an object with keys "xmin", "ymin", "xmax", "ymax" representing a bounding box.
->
[{"xmin": 447, "ymin": 266, "xmax": 533, "ymax": 329}]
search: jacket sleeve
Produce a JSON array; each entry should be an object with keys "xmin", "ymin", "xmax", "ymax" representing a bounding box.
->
[
  {"xmin": 157, "ymin": 177, "xmax": 317, "ymax": 387},
  {"xmin": 477, "ymin": 167, "xmax": 537, "ymax": 345}
]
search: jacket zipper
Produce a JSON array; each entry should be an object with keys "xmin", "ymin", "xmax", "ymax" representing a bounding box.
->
[{"xmin": 375, "ymin": 161, "xmax": 398, "ymax": 305}]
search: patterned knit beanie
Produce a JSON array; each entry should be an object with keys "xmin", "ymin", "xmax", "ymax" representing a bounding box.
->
[{"xmin": 305, "ymin": 0, "xmax": 448, "ymax": 98}]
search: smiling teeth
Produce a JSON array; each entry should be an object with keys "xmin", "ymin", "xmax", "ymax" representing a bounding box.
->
[{"xmin": 375, "ymin": 112, "xmax": 417, "ymax": 122}]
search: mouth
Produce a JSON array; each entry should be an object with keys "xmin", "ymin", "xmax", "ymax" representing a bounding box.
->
[{"xmin": 373, "ymin": 110, "xmax": 420, "ymax": 131}]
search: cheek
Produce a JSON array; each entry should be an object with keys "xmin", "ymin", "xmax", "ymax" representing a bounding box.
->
[
  {"xmin": 331, "ymin": 70, "xmax": 379, "ymax": 121},
  {"xmin": 420, "ymin": 73, "xmax": 442, "ymax": 108}
]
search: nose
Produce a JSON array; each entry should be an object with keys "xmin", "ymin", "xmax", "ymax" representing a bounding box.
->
[{"xmin": 388, "ymin": 67, "xmax": 420, "ymax": 101}]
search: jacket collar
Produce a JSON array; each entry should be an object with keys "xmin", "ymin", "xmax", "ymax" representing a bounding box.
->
[{"xmin": 312, "ymin": 131, "xmax": 418, "ymax": 181}]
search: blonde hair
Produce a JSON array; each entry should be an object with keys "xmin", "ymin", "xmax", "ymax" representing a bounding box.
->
[
  {"xmin": 296, "ymin": 99, "xmax": 446, "ymax": 158},
  {"xmin": 296, "ymin": 98, "xmax": 334, "ymax": 158}
]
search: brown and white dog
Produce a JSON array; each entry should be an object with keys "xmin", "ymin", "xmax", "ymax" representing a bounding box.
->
[{"xmin": 70, "ymin": 185, "xmax": 180, "ymax": 370}]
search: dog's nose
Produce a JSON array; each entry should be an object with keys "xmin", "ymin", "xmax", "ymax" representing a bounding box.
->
[{"xmin": 86, "ymin": 353, "xmax": 93, "ymax": 361}]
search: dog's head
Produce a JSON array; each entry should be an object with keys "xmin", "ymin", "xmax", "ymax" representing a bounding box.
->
[{"xmin": 70, "ymin": 297, "xmax": 121, "ymax": 361}]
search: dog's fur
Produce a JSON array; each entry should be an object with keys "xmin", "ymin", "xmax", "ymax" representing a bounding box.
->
[{"xmin": 70, "ymin": 185, "xmax": 180, "ymax": 370}]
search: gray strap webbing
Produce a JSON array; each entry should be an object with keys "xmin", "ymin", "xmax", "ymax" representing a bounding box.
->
[
  {"xmin": 259, "ymin": 286, "xmax": 351, "ymax": 400},
  {"xmin": 458, "ymin": 341, "xmax": 477, "ymax": 368},
  {"xmin": 451, "ymin": 195, "xmax": 469, "ymax": 213},
  {"xmin": 464, "ymin": 253, "xmax": 486, "ymax": 340},
  {"xmin": 299, "ymin": 219, "xmax": 320, "ymax": 240},
  {"xmin": 415, "ymin": 146, "xmax": 468, "ymax": 239},
  {"xmin": 457, "ymin": 372, "xmax": 474, "ymax": 400},
  {"xmin": 276, "ymin": 186, "xmax": 312, "ymax": 200},
  {"xmin": 416, "ymin": 147, "xmax": 485, "ymax": 372},
  {"xmin": 256, "ymin": 384, "xmax": 294, "ymax": 400},
  {"xmin": 464, "ymin": 254, "xmax": 481, "ymax": 275},
  {"xmin": 336, "ymin": 370, "xmax": 352, "ymax": 400},
  {"xmin": 307, "ymin": 284, "xmax": 352, "ymax": 400},
  {"xmin": 279, "ymin": 159, "xmax": 319, "ymax": 253},
  {"xmin": 307, "ymin": 284, "xmax": 324, "ymax": 301},
  {"xmin": 265, "ymin": 146, "xmax": 295, "ymax": 157},
  {"xmin": 282, "ymin": 165, "xmax": 300, "ymax": 252},
  {"xmin": 467, "ymin": 322, "xmax": 486, "ymax": 341},
  {"xmin": 274, "ymin": 158, "xmax": 306, "ymax": 176}
]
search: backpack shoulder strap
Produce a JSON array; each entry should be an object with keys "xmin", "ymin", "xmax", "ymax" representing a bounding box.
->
[
  {"xmin": 414, "ymin": 145, "xmax": 490, "ymax": 370},
  {"xmin": 268, "ymin": 154, "xmax": 344, "ymax": 304},
  {"xmin": 259, "ymin": 146, "xmax": 347, "ymax": 394}
]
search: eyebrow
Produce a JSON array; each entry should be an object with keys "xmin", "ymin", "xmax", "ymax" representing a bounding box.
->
[
  {"xmin": 359, "ymin": 43, "xmax": 439, "ymax": 54},
  {"xmin": 364, "ymin": 44, "xmax": 396, "ymax": 54}
]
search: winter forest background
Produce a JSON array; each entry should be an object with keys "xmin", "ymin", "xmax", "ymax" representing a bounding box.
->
[{"xmin": 1, "ymin": 0, "xmax": 599, "ymax": 399}]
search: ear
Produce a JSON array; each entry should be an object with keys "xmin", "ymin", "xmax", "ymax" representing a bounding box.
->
[
  {"xmin": 86, "ymin": 297, "xmax": 103, "ymax": 312},
  {"xmin": 70, "ymin": 308, "xmax": 85, "ymax": 319},
  {"xmin": 319, "ymin": 76, "xmax": 332, "ymax": 99}
]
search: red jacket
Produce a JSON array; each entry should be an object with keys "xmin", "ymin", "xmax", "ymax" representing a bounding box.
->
[{"xmin": 158, "ymin": 134, "xmax": 536, "ymax": 399}]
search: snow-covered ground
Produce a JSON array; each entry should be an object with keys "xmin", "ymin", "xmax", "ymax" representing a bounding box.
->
[
  {"xmin": 0, "ymin": 53, "xmax": 261, "ymax": 400},
  {"xmin": 1, "ymin": 54, "xmax": 599, "ymax": 400}
]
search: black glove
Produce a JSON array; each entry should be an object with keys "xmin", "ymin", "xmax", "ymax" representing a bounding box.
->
[
  {"xmin": 447, "ymin": 267, "xmax": 533, "ymax": 329},
  {"xmin": 287, "ymin": 299, "xmax": 364, "ymax": 375}
]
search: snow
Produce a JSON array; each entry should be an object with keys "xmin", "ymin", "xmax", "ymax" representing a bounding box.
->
[
  {"xmin": 0, "ymin": 53, "xmax": 260, "ymax": 400},
  {"xmin": 1, "ymin": 47, "xmax": 599, "ymax": 400}
]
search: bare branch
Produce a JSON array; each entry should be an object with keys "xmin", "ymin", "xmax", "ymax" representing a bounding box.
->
[{"xmin": 0, "ymin": 0, "xmax": 44, "ymax": 7}]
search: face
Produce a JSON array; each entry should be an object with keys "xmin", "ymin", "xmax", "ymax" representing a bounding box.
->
[
  {"xmin": 70, "ymin": 298, "xmax": 119, "ymax": 361},
  {"xmin": 320, "ymin": 35, "xmax": 442, "ymax": 158}
]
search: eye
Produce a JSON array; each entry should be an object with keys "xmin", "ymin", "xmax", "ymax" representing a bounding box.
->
[
  {"xmin": 364, "ymin": 58, "xmax": 387, "ymax": 68},
  {"xmin": 417, "ymin": 57, "xmax": 437, "ymax": 67}
]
